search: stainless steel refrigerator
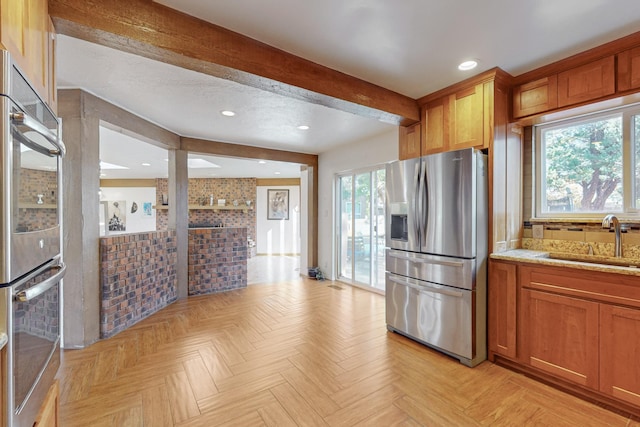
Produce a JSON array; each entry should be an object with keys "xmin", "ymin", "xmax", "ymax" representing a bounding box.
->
[{"xmin": 385, "ymin": 148, "xmax": 487, "ymax": 367}]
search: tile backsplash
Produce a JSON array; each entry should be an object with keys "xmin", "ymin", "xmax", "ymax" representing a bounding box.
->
[{"xmin": 522, "ymin": 221, "xmax": 640, "ymax": 258}]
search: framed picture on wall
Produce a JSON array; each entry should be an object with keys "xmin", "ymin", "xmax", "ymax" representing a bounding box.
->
[
  {"xmin": 267, "ymin": 189, "xmax": 289, "ymax": 220},
  {"xmin": 107, "ymin": 200, "xmax": 127, "ymax": 231}
]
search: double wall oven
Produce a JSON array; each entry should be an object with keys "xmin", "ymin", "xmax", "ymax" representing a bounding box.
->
[{"xmin": 0, "ymin": 51, "xmax": 65, "ymax": 426}]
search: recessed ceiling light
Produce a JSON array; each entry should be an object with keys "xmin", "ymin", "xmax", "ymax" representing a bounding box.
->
[
  {"xmin": 297, "ymin": 125, "xmax": 309, "ymax": 130},
  {"xmin": 221, "ymin": 110, "xmax": 236, "ymax": 117},
  {"xmin": 458, "ymin": 60, "xmax": 478, "ymax": 71},
  {"xmin": 274, "ymin": 171, "xmax": 281, "ymax": 175},
  {"xmin": 141, "ymin": 162, "xmax": 151, "ymax": 166},
  {"xmin": 258, "ymin": 160, "xmax": 267, "ymax": 164}
]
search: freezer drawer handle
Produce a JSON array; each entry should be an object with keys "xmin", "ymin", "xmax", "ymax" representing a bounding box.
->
[
  {"xmin": 388, "ymin": 251, "xmax": 464, "ymax": 267},
  {"xmin": 15, "ymin": 263, "xmax": 66, "ymax": 302},
  {"xmin": 388, "ymin": 276, "xmax": 464, "ymax": 298}
]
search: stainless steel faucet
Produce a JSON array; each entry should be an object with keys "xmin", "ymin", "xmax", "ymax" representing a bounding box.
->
[{"xmin": 602, "ymin": 214, "xmax": 622, "ymax": 257}]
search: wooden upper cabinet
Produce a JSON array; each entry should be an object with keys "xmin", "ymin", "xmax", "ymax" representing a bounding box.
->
[
  {"xmin": 618, "ymin": 47, "xmax": 640, "ymax": 92},
  {"xmin": 557, "ymin": 56, "xmax": 615, "ymax": 108},
  {"xmin": 513, "ymin": 76, "xmax": 558, "ymax": 118},
  {"xmin": 0, "ymin": 0, "xmax": 52, "ymax": 109},
  {"xmin": 47, "ymin": 17, "xmax": 57, "ymax": 114},
  {"xmin": 450, "ymin": 83, "xmax": 484, "ymax": 150},
  {"xmin": 422, "ymin": 98, "xmax": 449, "ymax": 154},
  {"xmin": 488, "ymin": 260, "xmax": 517, "ymax": 360},
  {"xmin": 421, "ymin": 79, "xmax": 497, "ymax": 154},
  {"xmin": 599, "ymin": 304, "xmax": 640, "ymax": 407},
  {"xmin": 0, "ymin": 0, "xmax": 25, "ymax": 57},
  {"xmin": 398, "ymin": 122, "xmax": 421, "ymax": 160}
]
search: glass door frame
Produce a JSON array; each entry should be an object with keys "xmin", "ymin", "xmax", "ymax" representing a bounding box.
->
[{"xmin": 334, "ymin": 164, "xmax": 385, "ymax": 292}]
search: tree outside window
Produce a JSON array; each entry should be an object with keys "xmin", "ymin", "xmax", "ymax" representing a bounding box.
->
[{"xmin": 539, "ymin": 114, "xmax": 624, "ymax": 214}]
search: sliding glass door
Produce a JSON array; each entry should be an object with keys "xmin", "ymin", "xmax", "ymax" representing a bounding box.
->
[{"xmin": 337, "ymin": 166, "xmax": 385, "ymax": 290}]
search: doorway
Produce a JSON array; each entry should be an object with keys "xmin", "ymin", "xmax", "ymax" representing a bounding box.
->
[{"xmin": 336, "ymin": 166, "xmax": 385, "ymax": 291}]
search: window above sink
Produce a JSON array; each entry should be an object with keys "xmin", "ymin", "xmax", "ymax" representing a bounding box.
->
[{"xmin": 534, "ymin": 103, "xmax": 640, "ymax": 219}]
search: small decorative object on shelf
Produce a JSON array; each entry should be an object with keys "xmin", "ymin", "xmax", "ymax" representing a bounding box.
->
[
  {"xmin": 218, "ymin": 199, "xmax": 226, "ymax": 206},
  {"xmin": 37, "ymin": 194, "xmax": 44, "ymax": 204},
  {"xmin": 246, "ymin": 200, "xmax": 252, "ymax": 207},
  {"xmin": 209, "ymin": 194, "xmax": 214, "ymax": 206},
  {"xmin": 233, "ymin": 200, "xmax": 239, "ymax": 207}
]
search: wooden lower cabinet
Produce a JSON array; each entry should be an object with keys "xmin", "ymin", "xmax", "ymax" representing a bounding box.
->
[
  {"xmin": 489, "ymin": 261, "xmax": 640, "ymax": 415},
  {"xmin": 521, "ymin": 289, "xmax": 599, "ymax": 389},
  {"xmin": 488, "ymin": 260, "xmax": 517, "ymax": 359},
  {"xmin": 34, "ymin": 379, "xmax": 59, "ymax": 427},
  {"xmin": 599, "ymin": 304, "xmax": 640, "ymax": 406}
]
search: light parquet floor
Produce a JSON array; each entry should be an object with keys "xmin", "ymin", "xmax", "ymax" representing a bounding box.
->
[{"xmin": 58, "ymin": 277, "xmax": 640, "ymax": 426}]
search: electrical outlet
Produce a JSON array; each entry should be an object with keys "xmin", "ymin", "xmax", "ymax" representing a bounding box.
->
[{"xmin": 532, "ymin": 224, "xmax": 544, "ymax": 239}]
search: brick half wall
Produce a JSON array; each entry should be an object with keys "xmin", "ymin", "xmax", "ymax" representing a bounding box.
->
[
  {"xmin": 188, "ymin": 227, "xmax": 247, "ymax": 295},
  {"xmin": 99, "ymin": 230, "xmax": 178, "ymax": 338}
]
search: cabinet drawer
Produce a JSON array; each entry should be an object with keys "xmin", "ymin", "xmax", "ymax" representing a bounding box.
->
[{"xmin": 520, "ymin": 265, "xmax": 640, "ymax": 308}]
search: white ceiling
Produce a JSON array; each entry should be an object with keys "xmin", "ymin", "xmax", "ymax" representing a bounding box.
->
[
  {"xmin": 98, "ymin": 126, "xmax": 303, "ymax": 179},
  {"xmin": 57, "ymin": 0, "xmax": 640, "ymax": 178}
]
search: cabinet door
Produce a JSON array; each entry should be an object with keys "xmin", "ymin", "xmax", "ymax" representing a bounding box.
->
[
  {"xmin": 0, "ymin": 0, "xmax": 25, "ymax": 57},
  {"xmin": 618, "ymin": 47, "xmax": 640, "ymax": 93},
  {"xmin": 522, "ymin": 289, "xmax": 599, "ymax": 389},
  {"xmin": 451, "ymin": 83, "xmax": 483, "ymax": 150},
  {"xmin": 398, "ymin": 123, "xmax": 421, "ymax": 160},
  {"xmin": 557, "ymin": 56, "xmax": 615, "ymax": 107},
  {"xmin": 600, "ymin": 304, "xmax": 640, "ymax": 406},
  {"xmin": 25, "ymin": 0, "xmax": 48, "ymax": 94},
  {"xmin": 34, "ymin": 379, "xmax": 59, "ymax": 427},
  {"xmin": 488, "ymin": 261, "xmax": 517, "ymax": 359},
  {"xmin": 513, "ymin": 76, "xmax": 558, "ymax": 118},
  {"xmin": 0, "ymin": 0, "xmax": 49, "ymax": 104},
  {"xmin": 423, "ymin": 97, "xmax": 449, "ymax": 154},
  {"xmin": 47, "ymin": 17, "xmax": 57, "ymax": 113}
]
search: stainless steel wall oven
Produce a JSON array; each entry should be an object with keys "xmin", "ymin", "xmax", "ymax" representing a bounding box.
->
[{"xmin": 0, "ymin": 51, "xmax": 66, "ymax": 427}]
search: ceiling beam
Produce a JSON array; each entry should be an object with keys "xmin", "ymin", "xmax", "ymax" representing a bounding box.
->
[
  {"xmin": 49, "ymin": 0, "xmax": 420, "ymax": 126},
  {"xmin": 181, "ymin": 137, "xmax": 318, "ymax": 168}
]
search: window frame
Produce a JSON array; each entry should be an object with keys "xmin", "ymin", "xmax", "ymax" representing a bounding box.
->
[{"xmin": 534, "ymin": 104, "xmax": 640, "ymax": 219}]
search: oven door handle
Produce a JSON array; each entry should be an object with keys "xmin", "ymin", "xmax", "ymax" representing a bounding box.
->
[
  {"xmin": 15, "ymin": 263, "xmax": 66, "ymax": 302},
  {"xmin": 10, "ymin": 111, "xmax": 66, "ymax": 156}
]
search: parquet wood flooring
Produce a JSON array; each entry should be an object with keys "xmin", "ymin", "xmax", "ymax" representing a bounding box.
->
[{"xmin": 57, "ymin": 278, "xmax": 639, "ymax": 426}]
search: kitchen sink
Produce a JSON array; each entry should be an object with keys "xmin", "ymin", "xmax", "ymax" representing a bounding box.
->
[{"xmin": 547, "ymin": 252, "xmax": 640, "ymax": 268}]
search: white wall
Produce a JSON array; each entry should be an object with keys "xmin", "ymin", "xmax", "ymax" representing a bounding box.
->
[
  {"xmin": 256, "ymin": 185, "xmax": 300, "ymax": 254},
  {"xmin": 317, "ymin": 129, "xmax": 398, "ymax": 279},
  {"xmin": 99, "ymin": 187, "xmax": 156, "ymax": 236}
]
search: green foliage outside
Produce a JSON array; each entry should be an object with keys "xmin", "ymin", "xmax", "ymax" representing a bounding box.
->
[{"xmin": 543, "ymin": 116, "xmax": 622, "ymax": 212}]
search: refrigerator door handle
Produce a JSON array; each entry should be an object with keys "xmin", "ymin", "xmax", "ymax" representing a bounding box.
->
[
  {"xmin": 413, "ymin": 163, "xmax": 422, "ymax": 245},
  {"xmin": 421, "ymin": 161, "xmax": 428, "ymax": 245},
  {"xmin": 387, "ymin": 250, "xmax": 465, "ymax": 267},
  {"xmin": 388, "ymin": 275, "xmax": 464, "ymax": 298}
]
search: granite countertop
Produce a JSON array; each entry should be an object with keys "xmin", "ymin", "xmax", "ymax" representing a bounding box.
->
[{"xmin": 490, "ymin": 249, "xmax": 640, "ymax": 277}]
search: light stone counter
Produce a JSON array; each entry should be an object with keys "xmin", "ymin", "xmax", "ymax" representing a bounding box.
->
[{"xmin": 490, "ymin": 249, "xmax": 640, "ymax": 277}]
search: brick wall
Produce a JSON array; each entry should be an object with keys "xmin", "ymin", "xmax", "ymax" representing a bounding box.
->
[
  {"xmin": 188, "ymin": 227, "xmax": 247, "ymax": 295},
  {"xmin": 99, "ymin": 230, "xmax": 177, "ymax": 338},
  {"xmin": 156, "ymin": 178, "xmax": 256, "ymax": 256}
]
